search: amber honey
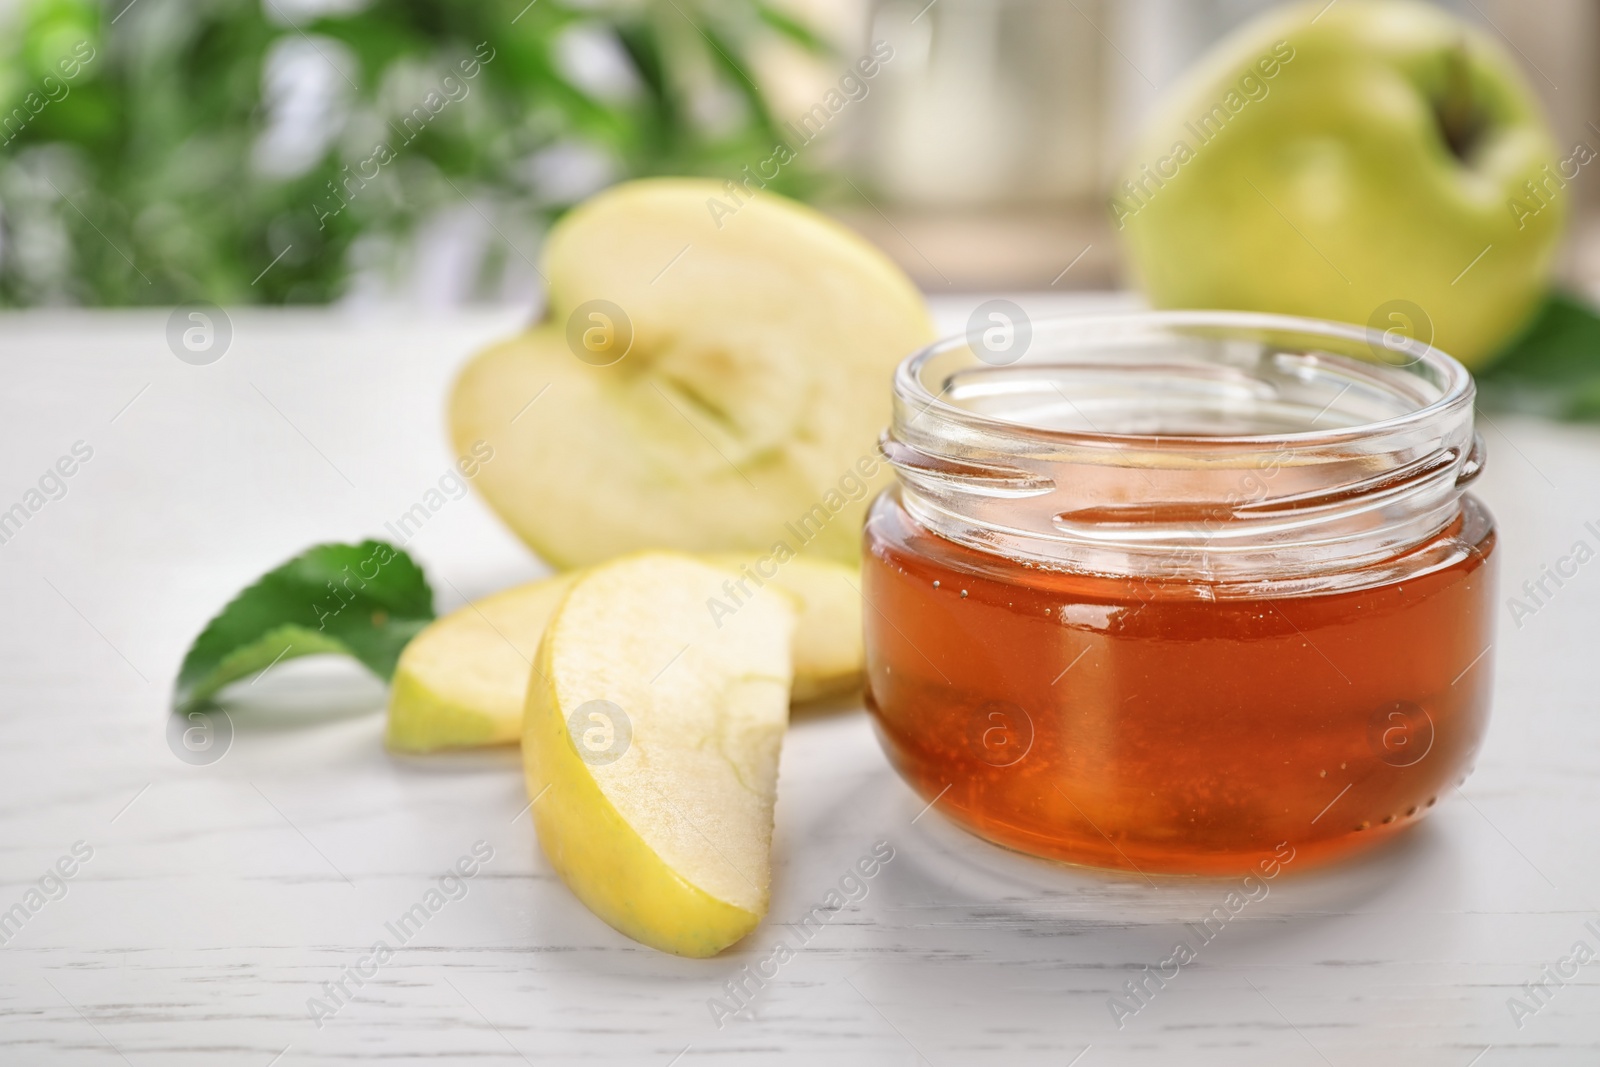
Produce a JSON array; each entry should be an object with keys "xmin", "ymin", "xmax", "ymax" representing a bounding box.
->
[
  {"xmin": 864, "ymin": 490, "xmax": 1496, "ymax": 874},
  {"xmin": 866, "ymin": 311, "xmax": 1496, "ymax": 875}
]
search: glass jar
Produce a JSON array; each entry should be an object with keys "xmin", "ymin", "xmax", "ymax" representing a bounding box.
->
[{"xmin": 863, "ymin": 311, "xmax": 1495, "ymax": 875}]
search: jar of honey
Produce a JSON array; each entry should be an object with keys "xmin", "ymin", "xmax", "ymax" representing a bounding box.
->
[{"xmin": 864, "ymin": 311, "xmax": 1495, "ymax": 875}]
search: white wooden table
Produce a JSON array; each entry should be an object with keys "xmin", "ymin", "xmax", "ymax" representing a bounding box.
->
[{"xmin": 1, "ymin": 295, "xmax": 1598, "ymax": 1065}]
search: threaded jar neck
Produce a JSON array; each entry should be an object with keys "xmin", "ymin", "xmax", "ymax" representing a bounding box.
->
[{"xmin": 885, "ymin": 311, "xmax": 1481, "ymax": 585}]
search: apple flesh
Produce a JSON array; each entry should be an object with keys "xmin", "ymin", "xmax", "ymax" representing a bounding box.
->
[
  {"xmin": 450, "ymin": 179, "xmax": 935, "ymax": 566},
  {"xmin": 523, "ymin": 553, "xmax": 795, "ymax": 956},
  {"xmin": 1114, "ymin": 0, "xmax": 1565, "ymax": 367},
  {"xmin": 385, "ymin": 555, "xmax": 864, "ymax": 753},
  {"xmin": 385, "ymin": 574, "xmax": 575, "ymax": 753},
  {"xmin": 703, "ymin": 553, "xmax": 863, "ymax": 703}
]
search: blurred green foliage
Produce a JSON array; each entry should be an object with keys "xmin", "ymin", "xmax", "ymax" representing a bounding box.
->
[
  {"xmin": 0, "ymin": 0, "xmax": 829, "ymax": 305},
  {"xmin": 1478, "ymin": 292, "xmax": 1600, "ymax": 420}
]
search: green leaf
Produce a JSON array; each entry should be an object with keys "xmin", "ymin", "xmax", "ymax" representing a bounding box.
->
[
  {"xmin": 3, "ymin": 0, "xmax": 816, "ymax": 306},
  {"xmin": 1477, "ymin": 291, "xmax": 1600, "ymax": 420},
  {"xmin": 174, "ymin": 540, "xmax": 435, "ymax": 712}
]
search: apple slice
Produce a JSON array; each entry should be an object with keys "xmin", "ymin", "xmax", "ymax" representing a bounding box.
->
[
  {"xmin": 703, "ymin": 553, "xmax": 862, "ymax": 703},
  {"xmin": 523, "ymin": 553, "xmax": 795, "ymax": 956},
  {"xmin": 385, "ymin": 555, "xmax": 862, "ymax": 752},
  {"xmin": 449, "ymin": 178, "xmax": 935, "ymax": 567},
  {"xmin": 385, "ymin": 573, "xmax": 576, "ymax": 752}
]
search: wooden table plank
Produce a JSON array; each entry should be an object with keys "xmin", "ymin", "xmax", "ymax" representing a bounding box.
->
[{"xmin": 0, "ymin": 297, "xmax": 1595, "ymax": 1064}]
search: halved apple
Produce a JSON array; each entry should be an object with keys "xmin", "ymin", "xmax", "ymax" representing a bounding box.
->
[
  {"xmin": 523, "ymin": 552, "xmax": 794, "ymax": 956},
  {"xmin": 385, "ymin": 555, "xmax": 861, "ymax": 753},
  {"xmin": 449, "ymin": 178, "xmax": 935, "ymax": 567}
]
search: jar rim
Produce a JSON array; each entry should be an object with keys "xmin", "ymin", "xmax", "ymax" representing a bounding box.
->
[
  {"xmin": 885, "ymin": 309, "xmax": 1482, "ymax": 584},
  {"xmin": 894, "ymin": 309, "xmax": 1474, "ymax": 448}
]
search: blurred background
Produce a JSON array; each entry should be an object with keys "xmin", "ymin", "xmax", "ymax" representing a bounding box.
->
[{"xmin": 0, "ymin": 0, "xmax": 1595, "ymax": 308}]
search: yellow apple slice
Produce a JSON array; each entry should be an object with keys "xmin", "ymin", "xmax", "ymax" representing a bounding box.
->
[
  {"xmin": 385, "ymin": 573, "xmax": 576, "ymax": 753},
  {"xmin": 524, "ymin": 552, "xmax": 794, "ymax": 956},
  {"xmin": 703, "ymin": 553, "xmax": 862, "ymax": 703},
  {"xmin": 449, "ymin": 178, "xmax": 935, "ymax": 567},
  {"xmin": 385, "ymin": 556, "xmax": 861, "ymax": 753}
]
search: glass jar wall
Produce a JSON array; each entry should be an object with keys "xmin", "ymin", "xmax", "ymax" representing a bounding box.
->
[{"xmin": 863, "ymin": 312, "xmax": 1496, "ymax": 875}]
